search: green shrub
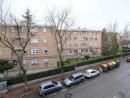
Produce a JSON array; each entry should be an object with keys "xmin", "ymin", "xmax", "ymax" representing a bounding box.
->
[{"xmin": 84, "ymin": 55, "xmax": 90, "ymax": 60}]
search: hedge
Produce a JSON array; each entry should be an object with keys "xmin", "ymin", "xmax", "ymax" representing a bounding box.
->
[
  {"xmin": 7, "ymin": 65, "xmax": 75, "ymax": 86},
  {"xmin": 76, "ymin": 52, "xmax": 130, "ymax": 67}
]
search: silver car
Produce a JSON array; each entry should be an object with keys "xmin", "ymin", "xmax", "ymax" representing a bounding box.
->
[
  {"xmin": 64, "ymin": 72, "xmax": 85, "ymax": 87},
  {"xmin": 39, "ymin": 80, "xmax": 62, "ymax": 96},
  {"xmin": 84, "ymin": 69, "xmax": 100, "ymax": 78}
]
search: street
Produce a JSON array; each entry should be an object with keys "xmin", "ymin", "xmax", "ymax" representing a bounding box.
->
[{"xmin": 24, "ymin": 61, "xmax": 130, "ymax": 98}]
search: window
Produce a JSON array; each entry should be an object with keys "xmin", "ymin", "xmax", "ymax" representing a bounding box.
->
[
  {"xmin": 44, "ymin": 85, "xmax": 55, "ymax": 89},
  {"xmin": 31, "ymin": 27, "xmax": 38, "ymax": 32},
  {"xmin": 74, "ymin": 75, "xmax": 82, "ymax": 80},
  {"xmin": 10, "ymin": 27, "xmax": 14, "ymax": 32},
  {"xmin": 31, "ymin": 49, "xmax": 39, "ymax": 54},
  {"xmin": 32, "ymin": 59, "xmax": 39, "ymax": 65},
  {"xmin": 52, "ymin": 81, "xmax": 58, "ymax": 85},
  {"xmin": 73, "ymin": 37, "xmax": 77, "ymax": 40},
  {"xmin": 44, "ymin": 59, "xmax": 49, "ymax": 64},
  {"xmin": 0, "ymin": 81, "xmax": 7, "ymax": 92},
  {"xmin": 31, "ymin": 37, "xmax": 39, "ymax": 43},
  {"xmin": 89, "ymin": 48, "xmax": 93, "ymax": 52},
  {"xmin": 91, "ymin": 71, "xmax": 96, "ymax": 73},
  {"xmin": 81, "ymin": 43, "xmax": 87, "ymax": 47},
  {"xmin": 90, "ymin": 37, "xmax": 93, "ymax": 40},
  {"xmin": 22, "ymin": 27, "xmax": 26, "ymax": 33},
  {"xmin": 83, "ymin": 37, "xmax": 87, "ymax": 40},
  {"xmin": 69, "ymin": 76, "xmax": 74, "ymax": 81},
  {"xmin": 43, "ymin": 27, "xmax": 47, "ymax": 32},
  {"xmin": 12, "ymin": 60, "xmax": 17, "ymax": 65},
  {"xmin": 23, "ymin": 60, "xmax": 28, "ymax": 65}
]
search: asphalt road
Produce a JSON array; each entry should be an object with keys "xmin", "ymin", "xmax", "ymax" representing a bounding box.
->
[{"xmin": 24, "ymin": 61, "xmax": 130, "ymax": 98}]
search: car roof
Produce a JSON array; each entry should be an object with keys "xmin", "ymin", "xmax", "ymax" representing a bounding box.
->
[
  {"xmin": 72, "ymin": 72, "xmax": 83, "ymax": 78},
  {"xmin": 86, "ymin": 69, "xmax": 96, "ymax": 73},
  {"xmin": 41, "ymin": 80, "xmax": 57, "ymax": 87}
]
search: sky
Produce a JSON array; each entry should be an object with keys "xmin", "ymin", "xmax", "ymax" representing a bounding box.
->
[{"xmin": 7, "ymin": 0, "xmax": 130, "ymax": 31}]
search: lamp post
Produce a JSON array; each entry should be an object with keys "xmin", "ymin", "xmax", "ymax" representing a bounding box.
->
[
  {"xmin": 74, "ymin": 50, "xmax": 77, "ymax": 71},
  {"xmin": 119, "ymin": 35, "xmax": 123, "ymax": 61}
]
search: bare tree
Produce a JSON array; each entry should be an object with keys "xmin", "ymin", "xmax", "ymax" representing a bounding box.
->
[
  {"xmin": 47, "ymin": 8, "xmax": 74, "ymax": 79},
  {"xmin": 101, "ymin": 27, "xmax": 109, "ymax": 55},
  {"xmin": 122, "ymin": 23, "xmax": 130, "ymax": 48},
  {"xmin": 0, "ymin": 8, "xmax": 32, "ymax": 88},
  {"xmin": 103, "ymin": 22, "xmax": 119, "ymax": 56}
]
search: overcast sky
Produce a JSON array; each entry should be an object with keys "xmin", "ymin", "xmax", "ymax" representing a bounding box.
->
[{"xmin": 8, "ymin": 0, "xmax": 130, "ymax": 31}]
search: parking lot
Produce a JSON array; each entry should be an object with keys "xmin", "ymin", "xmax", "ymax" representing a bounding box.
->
[{"xmin": 24, "ymin": 60, "xmax": 130, "ymax": 98}]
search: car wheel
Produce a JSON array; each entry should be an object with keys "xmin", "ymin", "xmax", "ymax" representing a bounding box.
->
[
  {"xmin": 97, "ymin": 73, "xmax": 100, "ymax": 76},
  {"xmin": 87, "ymin": 76, "xmax": 91, "ymax": 79},
  {"xmin": 81, "ymin": 79, "xmax": 84, "ymax": 82},
  {"xmin": 57, "ymin": 87, "xmax": 62, "ymax": 91},
  {"xmin": 39, "ymin": 93, "xmax": 45, "ymax": 97},
  {"xmin": 69, "ymin": 83, "xmax": 73, "ymax": 87}
]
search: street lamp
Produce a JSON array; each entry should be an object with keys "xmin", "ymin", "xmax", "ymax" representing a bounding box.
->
[
  {"xmin": 118, "ymin": 35, "xmax": 123, "ymax": 61},
  {"xmin": 74, "ymin": 50, "xmax": 77, "ymax": 71}
]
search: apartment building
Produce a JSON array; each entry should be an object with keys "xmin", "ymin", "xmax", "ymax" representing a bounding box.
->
[
  {"xmin": 64, "ymin": 29, "xmax": 102, "ymax": 59},
  {"xmin": 0, "ymin": 25, "xmax": 58, "ymax": 70},
  {"xmin": 0, "ymin": 25, "xmax": 104, "ymax": 70}
]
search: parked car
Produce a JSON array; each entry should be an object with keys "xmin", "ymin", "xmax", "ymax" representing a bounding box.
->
[
  {"xmin": 64, "ymin": 72, "xmax": 84, "ymax": 87},
  {"xmin": 115, "ymin": 59, "xmax": 120, "ymax": 67},
  {"xmin": 127, "ymin": 56, "xmax": 130, "ymax": 62},
  {"xmin": 99, "ymin": 64, "xmax": 109, "ymax": 72},
  {"xmin": 39, "ymin": 80, "xmax": 62, "ymax": 96},
  {"xmin": 107, "ymin": 60, "xmax": 120, "ymax": 69},
  {"xmin": 107, "ymin": 61, "xmax": 116, "ymax": 69},
  {"xmin": 84, "ymin": 69, "xmax": 100, "ymax": 78}
]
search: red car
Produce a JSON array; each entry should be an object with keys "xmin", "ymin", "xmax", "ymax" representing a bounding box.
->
[{"xmin": 127, "ymin": 56, "xmax": 130, "ymax": 62}]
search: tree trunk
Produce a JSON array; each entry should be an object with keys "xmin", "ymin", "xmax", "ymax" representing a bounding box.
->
[
  {"xmin": 2, "ymin": 72, "xmax": 6, "ymax": 79},
  {"xmin": 17, "ymin": 56, "xmax": 28, "ymax": 91}
]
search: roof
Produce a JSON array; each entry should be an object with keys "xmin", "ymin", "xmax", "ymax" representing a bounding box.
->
[
  {"xmin": 86, "ymin": 69, "xmax": 96, "ymax": 73},
  {"xmin": 72, "ymin": 72, "xmax": 83, "ymax": 78},
  {"xmin": 41, "ymin": 81, "xmax": 54, "ymax": 87},
  {"xmin": 68, "ymin": 29, "xmax": 102, "ymax": 33}
]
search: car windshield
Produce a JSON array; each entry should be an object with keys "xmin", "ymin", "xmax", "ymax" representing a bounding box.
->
[
  {"xmin": 68, "ymin": 75, "xmax": 74, "ymax": 80},
  {"xmin": 52, "ymin": 81, "xmax": 58, "ymax": 85}
]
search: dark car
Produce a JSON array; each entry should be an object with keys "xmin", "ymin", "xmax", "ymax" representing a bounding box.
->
[{"xmin": 39, "ymin": 80, "xmax": 62, "ymax": 96}]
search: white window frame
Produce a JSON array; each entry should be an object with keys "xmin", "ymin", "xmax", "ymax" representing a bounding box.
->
[
  {"xmin": 32, "ymin": 59, "xmax": 39, "ymax": 65},
  {"xmin": 10, "ymin": 27, "xmax": 14, "ymax": 32},
  {"xmin": 31, "ymin": 48, "xmax": 39, "ymax": 54},
  {"xmin": 31, "ymin": 27, "xmax": 38, "ymax": 33},
  {"xmin": 22, "ymin": 27, "xmax": 26, "ymax": 33},
  {"xmin": 44, "ymin": 59, "xmax": 48, "ymax": 64},
  {"xmin": 23, "ymin": 60, "xmax": 28, "ymax": 65}
]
